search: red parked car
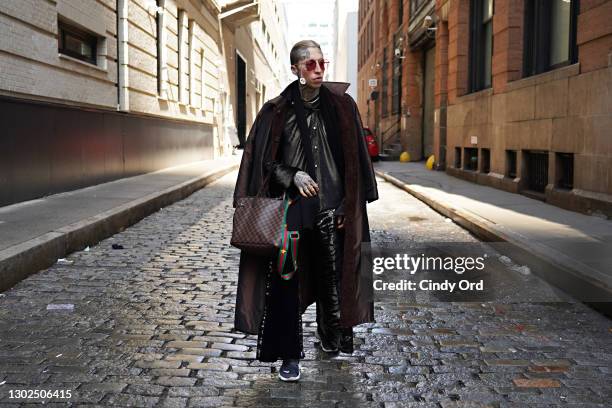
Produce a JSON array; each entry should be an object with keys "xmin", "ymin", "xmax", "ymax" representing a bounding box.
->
[{"xmin": 363, "ymin": 127, "xmax": 379, "ymax": 161}]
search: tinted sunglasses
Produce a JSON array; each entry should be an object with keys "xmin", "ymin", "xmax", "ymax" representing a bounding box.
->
[{"xmin": 297, "ymin": 58, "xmax": 330, "ymax": 71}]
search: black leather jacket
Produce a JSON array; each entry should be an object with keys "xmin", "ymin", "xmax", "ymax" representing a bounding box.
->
[{"xmin": 264, "ymin": 98, "xmax": 345, "ymax": 227}]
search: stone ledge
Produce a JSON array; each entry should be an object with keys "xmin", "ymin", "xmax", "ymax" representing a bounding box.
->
[
  {"xmin": 455, "ymin": 87, "xmax": 494, "ymax": 103},
  {"xmin": 505, "ymin": 63, "xmax": 580, "ymax": 92}
]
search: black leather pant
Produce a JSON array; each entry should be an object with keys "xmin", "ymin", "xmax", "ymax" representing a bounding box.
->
[
  {"xmin": 256, "ymin": 209, "xmax": 353, "ymax": 363},
  {"xmin": 313, "ymin": 209, "xmax": 353, "ymax": 353}
]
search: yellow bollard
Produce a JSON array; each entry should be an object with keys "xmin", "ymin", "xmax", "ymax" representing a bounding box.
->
[
  {"xmin": 425, "ymin": 155, "xmax": 435, "ymax": 170},
  {"xmin": 399, "ymin": 151, "xmax": 411, "ymax": 162}
]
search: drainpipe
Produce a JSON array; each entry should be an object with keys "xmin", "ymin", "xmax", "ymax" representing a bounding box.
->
[
  {"xmin": 117, "ymin": 0, "xmax": 129, "ymax": 111},
  {"xmin": 216, "ymin": 10, "xmax": 232, "ymax": 158}
]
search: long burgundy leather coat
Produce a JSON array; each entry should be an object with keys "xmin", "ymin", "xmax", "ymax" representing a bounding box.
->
[{"xmin": 232, "ymin": 80, "xmax": 379, "ymax": 334}]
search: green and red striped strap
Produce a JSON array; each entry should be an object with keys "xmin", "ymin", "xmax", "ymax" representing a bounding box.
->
[{"xmin": 277, "ymin": 195, "xmax": 299, "ymax": 280}]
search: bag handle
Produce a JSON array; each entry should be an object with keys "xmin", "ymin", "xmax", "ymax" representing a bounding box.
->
[
  {"xmin": 277, "ymin": 195, "xmax": 299, "ymax": 280},
  {"xmin": 255, "ymin": 171, "xmax": 273, "ymax": 197}
]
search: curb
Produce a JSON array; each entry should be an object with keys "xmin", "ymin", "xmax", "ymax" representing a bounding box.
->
[
  {"xmin": 376, "ymin": 170, "xmax": 612, "ymax": 314},
  {"xmin": 0, "ymin": 163, "xmax": 238, "ymax": 293}
]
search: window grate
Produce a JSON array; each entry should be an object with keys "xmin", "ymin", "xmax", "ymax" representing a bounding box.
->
[
  {"xmin": 464, "ymin": 148, "xmax": 479, "ymax": 171},
  {"xmin": 526, "ymin": 151, "xmax": 549, "ymax": 192}
]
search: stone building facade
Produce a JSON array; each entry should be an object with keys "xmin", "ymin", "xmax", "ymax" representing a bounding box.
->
[{"xmin": 0, "ymin": 0, "xmax": 287, "ymax": 207}]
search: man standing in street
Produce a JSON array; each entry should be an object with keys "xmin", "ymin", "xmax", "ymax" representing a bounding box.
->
[{"xmin": 232, "ymin": 40, "xmax": 378, "ymax": 382}]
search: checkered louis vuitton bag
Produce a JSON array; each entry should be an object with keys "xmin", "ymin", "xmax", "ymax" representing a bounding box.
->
[{"xmin": 230, "ymin": 175, "xmax": 291, "ymax": 258}]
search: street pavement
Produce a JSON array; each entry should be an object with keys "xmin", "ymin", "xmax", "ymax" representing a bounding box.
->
[
  {"xmin": 0, "ymin": 171, "xmax": 611, "ymax": 407},
  {"xmin": 374, "ymin": 161, "xmax": 612, "ymax": 305},
  {"xmin": 0, "ymin": 157, "xmax": 239, "ymax": 293}
]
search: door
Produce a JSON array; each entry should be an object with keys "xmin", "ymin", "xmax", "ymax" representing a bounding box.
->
[
  {"xmin": 235, "ymin": 52, "xmax": 247, "ymax": 147},
  {"xmin": 422, "ymin": 46, "xmax": 435, "ymax": 159}
]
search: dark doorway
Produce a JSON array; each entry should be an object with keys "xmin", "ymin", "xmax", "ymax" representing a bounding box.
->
[
  {"xmin": 235, "ymin": 52, "xmax": 247, "ymax": 148},
  {"xmin": 422, "ymin": 46, "xmax": 435, "ymax": 160}
]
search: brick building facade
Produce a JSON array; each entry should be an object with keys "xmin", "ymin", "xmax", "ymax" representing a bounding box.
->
[{"xmin": 358, "ymin": 0, "xmax": 612, "ymax": 217}]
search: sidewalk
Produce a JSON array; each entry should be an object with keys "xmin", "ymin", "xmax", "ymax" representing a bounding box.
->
[
  {"xmin": 374, "ymin": 161, "xmax": 612, "ymax": 307},
  {"xmin": 0, "ymin": 156, "xmax": 241, "ymax": 292}
]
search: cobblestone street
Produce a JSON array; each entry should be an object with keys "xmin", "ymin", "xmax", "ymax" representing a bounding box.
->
[{"xmin": 1, "ymin": 172, "xmax": 611, "ymax": 407}]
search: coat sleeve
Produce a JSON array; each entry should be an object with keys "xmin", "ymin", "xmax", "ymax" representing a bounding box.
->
[
  {"xmin": 263, "ymin": 160, "xmax": 300, "ymax": 190},
  {"xmin": 346, "ymin": 95, "xmax": 379, "ymax": 203}
]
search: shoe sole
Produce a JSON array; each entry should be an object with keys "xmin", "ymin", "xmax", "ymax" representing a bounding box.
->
[
  {"xmin": 278, "ymin": 373, "xmax": 300, "ymax": 381},
  {"xmin": 319, "ymin": 344, "xmax": 339, "ymax": 353}
]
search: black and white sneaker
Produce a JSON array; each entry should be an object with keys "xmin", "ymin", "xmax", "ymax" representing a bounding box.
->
[
  {"xmin": 319, "ymin": 340, "xmax": 339, "ymax": 353},
  {"xmin": 278, "ymin": 359, "xmax": 301, "ymax": 382},
  {"xmin": 315, "ymin": 329, "xmax": 339, "ymax": 353}
]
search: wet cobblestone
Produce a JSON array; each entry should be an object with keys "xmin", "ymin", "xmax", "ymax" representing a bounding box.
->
[{"xmin": 0, "ymin": 173, "xmax": 610, "ymax": 407}]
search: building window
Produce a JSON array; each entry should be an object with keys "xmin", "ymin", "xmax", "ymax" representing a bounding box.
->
[
  {"xmin": 392, "ymin": 34, "xmax": 402, "ymax": 115},
  {"xmin": 382, "ymin": 47, "xmax": 388, "ymax": 118},
  {"xmin": 454, "ymin": 147, "xmax": 462, "ymax": 168},
  {"xmin": 523, "ymin": 0, "xmax": 578, "ymax": 76},
  {"xmin": 481, "ymin": 148, "xmax": 491, "ymax": 173},
  {"xmin": 556, "ymin": 152, "xmax": 574, "ymax": 189},
  {"xmin": 398, "ymin": 0, "xmax": 403, "ymax": 26},
  {"xmin": 366, "ymin": 20, "xmax": 370, "ymax": 57},
  {"xmin": 469, "ymin": 0, "xmax": 493, "ymax": 92},
  {"xmin": 156, "ymin": 0, "xmax": 168, "ymax": 97},
  {"xmin": 369, "ymin": 20, "xmax": 373, "ymax": 55},
  {"xmin": 177, "ymin": 10, "xmax": 189, "ymax": 104},
  {"xmin": 506, "ymin": 150, "xmax": 517, "ymax": 178},
  {"xmin": 410, "ymin": 0, "xmax": 428, "ymax": 20},
  {"xmin": 200, "ymin": 50, "xmax": 205, "ymax": 109},
  {"xmin": 58, "ymin": 19, "xmax": 97, "ymax": 65},
  {"xmin": 188, "ymin": 19, "xmax": 195, "ymax": 106}
]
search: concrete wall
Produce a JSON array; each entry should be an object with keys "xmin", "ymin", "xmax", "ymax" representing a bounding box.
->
[{"xmin": 0, "ymin": 96, "xmax": 212, "ymax": 207}]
